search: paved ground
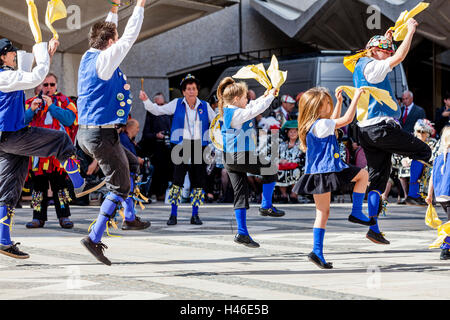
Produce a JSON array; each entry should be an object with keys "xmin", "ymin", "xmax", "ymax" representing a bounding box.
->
[{"xmin": 0, "ymin": 201, "xmax": 449, "ymax": 301}]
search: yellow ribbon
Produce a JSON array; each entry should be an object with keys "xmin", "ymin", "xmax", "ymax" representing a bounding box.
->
[
  {"xmin": 336, "ymin": 86, "xmax": 398, "ymax": 122},
  {"xmin": 26, "ymin": 0, "xmax": 42, "ymax": 44},
  {"xmin": 45, "ymin": 0, "xmax": 67, "ymax": 40},
  {"xmin": 88, "ymin": 218, "xmax": 121, "ymax": 238},
  {"xmin": 389, "ymin": 2, "xmax": 429, "ymax": 41},
  {"xmin": 0, "ymin": 209, "xmax": 14, "ymax": 232},
  {"xmin": 343, "ymin": 50, "xmax": 368, "ymax": 73}
]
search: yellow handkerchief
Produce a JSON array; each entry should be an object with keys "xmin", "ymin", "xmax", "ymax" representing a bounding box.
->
[
  {"xmin": 45, "ymin": 0, "xmax": 67, "ymax": 40},
  {"xmin": 232, "ymin": 55, "xmax": 287, "ymax": 94},
  {"xmin": 425, "ymin": 204, "xmax": 442, "ymax": 229},
  {"xmin": 26, "ymin": 0, "xmax": 42, "ymax": 44},
  {"xmin": 336, "ymin": 86, "xmax": 398, "ymax": 122},
  {"xmin": 429, "ymin": 221, "xmax": 450, "ymax": 249},
  {"xmin": 389, "ymin": 2, "xmax": 429, "ymax": 41},
  {"xmin": 343, "ymin": 50, "xmax": 368, "ymax": 73}
]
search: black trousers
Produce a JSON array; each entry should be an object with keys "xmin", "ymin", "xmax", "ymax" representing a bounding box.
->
[
  {"xmin": 0, "ymin": 127, "xmax": 75, "ymax": 207},
  {"xmin": 439, "ymin": 201, "xmax": 450, "ymax": 221},
  {"xmin": 224, "ymin": 152, "xmax": 278, "ymax": 209},
  {"xmin": 31, "ymin": 171, "xmax": 71, "ymax": 221},
  {"xmin": 171, "ymin": 140, "xmax": 207, "ymax": 189},
  {"xmin": 77, "ymin": 128, "xmax": 139, "ymax": 199},
  {"xmin": 357, "ymin": 120, "xmax": 431, "ymax": 192},
  {"xmin": 149, "ymin": 142, "xmax": 173, "ymax": 197}
]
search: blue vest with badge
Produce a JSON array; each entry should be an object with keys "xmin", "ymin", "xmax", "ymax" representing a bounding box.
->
[
  {"xmin": 432, "ymin": 152, "xmax": 450, "ymax": 198},
  {"xmin": 221, "ymin": 107, "xmax": 256, "ymax": 153},
  {"xmin": 0, "ymin": 69, "xmax": 26, "ymax": 132},
  {"xmin": 170, "ymin": 98, "xmax": 210, "ymax": 146},
  {"xmin": 304, "ymin": 120, "xmax": 348, "ymax": 174},
  {"xmin": 353, "ymin": 57, "xmax": 401, "ymax": 121},
  {"xmin": 77, "ymin": 51, "xmax": 131, "ymax": 126}
]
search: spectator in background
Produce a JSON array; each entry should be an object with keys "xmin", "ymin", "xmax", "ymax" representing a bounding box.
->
[
  {"xmin": 277, "ymin": 121, "xmax": 303, "ymax": 204},
  {"xmin": 435, "ymin": 91, "xmax": 450, "ymax": 136},
  {"xmin": 120, "ymin": 118, "xmax": 144, "ymax": 165},
  {"xmin": 400, "ymin": 90, "xmax": 426, "ymax": 133},
  {"xmin": 139, "ymin": 92, "xmax": 172, "ymax": 201},
  {"xmin": 209, "ymin": 94, "xmax": 218, "ymax": 112},
  {"xmin": 274, "ymin": 94, "xmax": 296, "ymax": 127},
  {"xmin": 24, "ymin": 74, "xmax": 78, "ymax": 229},
  {"xmin": 350, "ymin": 138, "xmax": 367, "ymax": 169}
]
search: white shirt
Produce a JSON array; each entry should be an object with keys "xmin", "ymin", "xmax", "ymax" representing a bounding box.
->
[
  {"xmin": 311, "ymin": 119, "xmax": 336, "ymax": 138},
  {"xmin": 0, "ymin": 42, "xmax": 49, "ymax": 93},
  {"xmin": 143, "ymin": 97, "xmax": 215, "ymax": 140},
  {"xmin": 87, "ymin": 7, "xmax": 144, "ymax": 81},
  {"xmin": 364, "ymin": 57, "xmax": 393, "ymax": 84},
  {"xmin": 228, "ymin": 94, "xmax": 275, "ymax": 129}
]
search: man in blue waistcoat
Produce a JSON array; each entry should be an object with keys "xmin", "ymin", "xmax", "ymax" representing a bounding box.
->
[
  {"xmin": 351, "ymin": 18, "xmax": 431, "ymax": 245},
  {"xmin": 140, "ymin": 74, "xmax": 216, "ymax": 226},
  {"xmin": 0, "ymin": 37, "xmax": 100, "ymax": 260},
  {"xmin": 77, "ymin": 0, "xmax": 150, "ymax": 266}
]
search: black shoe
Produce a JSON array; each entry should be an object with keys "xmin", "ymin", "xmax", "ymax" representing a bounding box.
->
[
  {"xmin": 289, "ymin": 196, "xmax": 299, "ymax": 204},
  {"xmin": 440, "ymin": 249, "xmax": 450, "ymax": 260},
  {"xmin": 80, "ymin": 236, "xmax": 111, "ymax": 266},
  {"xmin": 0, "ymin": 242, "xmax": 30, "ymax": 259},
  {"xmin": 348, "ymin": 214, "xmax": 377, "ymax": 226},
  {"xmin": 307, "ymin": 252, "xmax": 333, "ymax": 269},
  {"xmin": 122, "ymin": 216, "xmax": 151, "ymax": 230},
  {"xmin": 167, "ymin": 215, "xmax": 177, "ymax": 226},
  {"xmin": 279, "ymin": 197, "xmax": 289, "ymax": 204},
  {"xmin": 190, "ymin": 215, "xmax": 203, "ymax": 225},
  {"xmin": 366, "ymin": 229, "xmax": 390, "ymax": 245},
  {"xmin": 75, "ymin": 179, "xmax": 107, "ymax": 198},
  {"xmin": 259, "ymin": 206, "xmax": 285, "ymax": 217},
  {"xmin": 234, "ymin": 234, "xmax": 260, "ymax": 248},
  {"xmin": 405, "ymin": 196, "xmax": 427, "ymax": 206}
]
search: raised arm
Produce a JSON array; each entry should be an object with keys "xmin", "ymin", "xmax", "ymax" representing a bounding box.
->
[
  {"xmin": 230, "ymin": 89, "xmax": 278, "ymax": 127},
  {"xmin": 389, "ymin": 18, "xmax": 418, "ymax": 69},
  {"xmin": 140, "ymin": 90, "xmax": 177, "ymax": 116},
  {"xmin": 331, "ymin": 89, "xmax": 343, "ymax": 119},
  {"xmin": 334, "ymin": 88, "xmax": 364, "ymax": 129}
]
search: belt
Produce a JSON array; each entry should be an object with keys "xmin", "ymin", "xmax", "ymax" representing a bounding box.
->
[{"xmin": 79, "ymin": 124, "xmax": 119, "ymax": 129}]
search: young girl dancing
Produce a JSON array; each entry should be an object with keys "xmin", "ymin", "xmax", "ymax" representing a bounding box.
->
[
  {"xmin": 294, "ymin": 87, "xmax": 373, "ymax": 269},
  {"xmin": 426, "ymin": 126, "xmax": 450, "ymax": 260},
  {"xmin": 217, "ymin": 77, "xmax": 282, "ymax": 248}
]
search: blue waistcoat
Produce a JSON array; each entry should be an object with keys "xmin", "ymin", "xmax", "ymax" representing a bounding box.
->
[
  {"xmin": 432, "ymin": 153, "xmax": 450, "ymax": 198},
  {"xmin": 77, "ymin": 51, "xmax": 131, "ymax": 126},
  {"xmin": 304, "ymin": 120, "xmax": 348, "ymax": 174},
  {"xmin": 221, "ymin": 107, "xmax": 256, "ymax": 153},
  {"xmin": 170, "ymin": 98, "xmax": 210, "ymax": 146},
  {"xmin": 353, "ymin": 57, "xmax": 401, "ymax": 120},
  {"xmin": 0, "ymin": 69, "xmax": 26, "ymax": 132}
]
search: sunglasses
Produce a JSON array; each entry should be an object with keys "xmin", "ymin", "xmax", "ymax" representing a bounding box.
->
[{"xmin": 43, "ymin": 83, "xmax": 56, "ymax": 87}]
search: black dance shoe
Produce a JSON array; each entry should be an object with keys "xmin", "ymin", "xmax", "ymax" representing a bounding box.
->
[
  {"xmin": 366, "ymin": 229, "xmax": 390, "ymax": 245},
  {"xmin": 80, "ymin": 237, "xmax": 111, "ymax": 266},
  {"xmin": 440, "ymin": 249, "xmax": 450, "ymax": 260},
  {"xmin": 405, "ymin": 196, "xmax": 427, "ymax": 206},
  {"xmin": 348, "ymin": 215, "xmax": 377, "ymax": 226},
  {"xmin": 167, "ymin": 215, "xmax": 177, "ymax": 226},
  {"xmin": 234, "ymin": 234, "xmax": 260, "ymax": 248},
  {"xmin": 190, "ymin": 215, "xmax": 203, "ymax": 225},
  {"xmin": 122, "ymin": 216, "xmax": 151, "ymax": 230},
  {"xmin": 259, "ymin": 206, "xmax": 285, "ymax": 217},
  {"xmin": 307, "ymin": 252, "xmax": 333, "ymax": 269},
  {"xmin": 0, "ymin": 242, "xmax": 29, "ymax": 259}
]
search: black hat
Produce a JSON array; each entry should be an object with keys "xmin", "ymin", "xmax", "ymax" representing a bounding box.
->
[
  {"xmin": 180, "ymin": 73, "xmax": 200, "ymax": 91},
  {"xmin": 0, "ymin": 39, "xmax": 17, "ymax": 56}
]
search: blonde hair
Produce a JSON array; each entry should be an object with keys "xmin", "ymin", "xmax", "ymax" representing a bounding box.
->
[
  {"xmin": 216, "ymin": 77, "xmax": 248, "ymax": 117},
  {"xmin": 439, "ymin": 126, "xmax": 450, "ymax": 171},
  {"xmin": 297, "ymin": 87, "xmax": 334, "ymax": 152}
]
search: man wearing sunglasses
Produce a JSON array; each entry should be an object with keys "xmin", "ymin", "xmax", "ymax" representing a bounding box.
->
[
  {"xmin": 350, "ymin": 18, "xmax": 431, "ymax": 245},
  {"xmin": 24, "ymin": 73, "xmax": 78, "ymax": 230}
]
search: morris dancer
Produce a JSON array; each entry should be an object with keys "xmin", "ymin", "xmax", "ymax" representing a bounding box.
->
[{"xmin": 77, "ymin": 0, "xmax": 150, "ymax": 266}]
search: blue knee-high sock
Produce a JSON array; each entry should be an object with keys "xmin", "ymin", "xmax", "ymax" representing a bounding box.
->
[
  {"xmin": 122, "ymin": 175, "xmax": 136, "ymax": 221},
  {"xmin": 192, "ymin": 205, "xmax": 199, "ymax": 217},
  {"xmin": 261, "ymin": 182, "xmax": 276, "ymax": 209},
  {"xmin": 408, "ymin": 160, "xmax": 424, "ymax": 198},
  {"xmin": 0, "ymin": 206, "xmax": 12, "ymax": 246},
  {"xmin": 313, "ymin": 228, "xmax": 327, "ymax": 263},
  {"xmin": 350, "ymin": 192, "xmax": 370, "ymax": 223},
  {"xmin": 89, "ymin": 193, "xmax": 123, "ymax": 243},
  {"xmin": 235, "ymin": 208, "xmax": 249, "ymax": 236},
  {"xmin": 368, "ymin": 191, "xmax": 381, "ymax": 233},
  {"xmin": 171, "ymin": 204, "xmax": 178, "ymax": 217},
  {"xmin": 63, "ymin": 158, "xmax": 84, "ymax": 189},
  {"xmin": 441, "ymin": 237, "xmax": 450, "ymax": 250}
]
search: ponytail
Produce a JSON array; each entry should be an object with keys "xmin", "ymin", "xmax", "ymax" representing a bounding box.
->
[{"xmin": 216, "ymin": 77, "xmax": 248, "ymax": 117}]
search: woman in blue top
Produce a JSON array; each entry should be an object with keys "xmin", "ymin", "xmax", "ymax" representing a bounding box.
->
[{"xmin": 295, "ymin": 87, "xmax": 372, "ymax": 269}]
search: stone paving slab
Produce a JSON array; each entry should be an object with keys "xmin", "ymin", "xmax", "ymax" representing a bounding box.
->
[{"xmin": 0, "ymin": 202, "xmax": 449, "ymax": 300}]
